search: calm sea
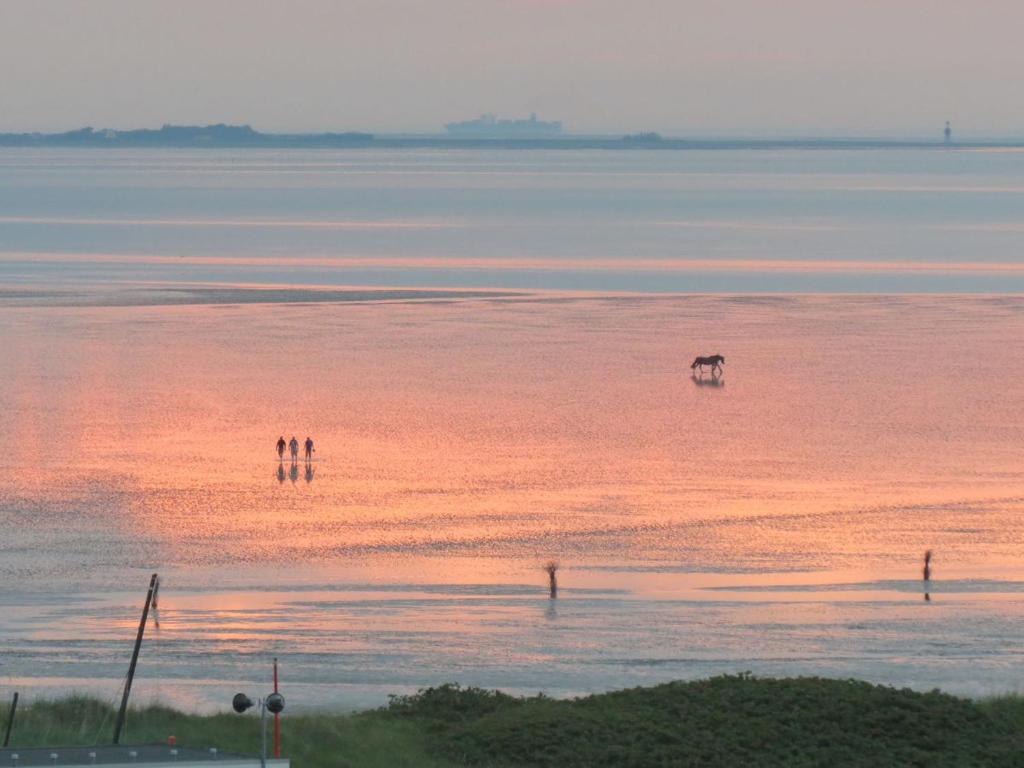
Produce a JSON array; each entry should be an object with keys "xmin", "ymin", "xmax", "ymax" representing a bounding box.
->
[{"xmin": 0, "ymin": 148, "xmax": 1022, "ymax": 712}]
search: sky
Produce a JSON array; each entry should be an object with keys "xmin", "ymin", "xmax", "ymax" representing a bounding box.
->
[{"xmin": 2, "ymin": 0, "xmax": 1023, "ymax": 137}]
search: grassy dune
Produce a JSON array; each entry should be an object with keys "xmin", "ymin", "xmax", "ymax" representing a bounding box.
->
[{"xmin": 3, "ymin": 676, "xmax": 1022, "ymax": 767}]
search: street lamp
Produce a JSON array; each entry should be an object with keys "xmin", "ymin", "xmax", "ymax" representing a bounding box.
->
[{"xmin": 232, "ymin": 692, "xmax": 285, "ymax": 768}]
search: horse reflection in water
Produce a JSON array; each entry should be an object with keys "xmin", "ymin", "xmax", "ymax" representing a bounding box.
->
[
  {"xmin": 690, "ymin": 353, "xmax": 725, "ymax": 388},
  {"xmin": 691, "ymin": 370, "xmax": 724, "ymax": 388}
]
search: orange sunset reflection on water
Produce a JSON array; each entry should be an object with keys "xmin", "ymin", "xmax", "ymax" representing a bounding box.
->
[{"xmin": 1, "ymin": 292, "xmax": 1023, "ymax": 708}]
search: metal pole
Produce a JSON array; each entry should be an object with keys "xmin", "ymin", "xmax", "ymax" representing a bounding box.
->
[
  {"xmin": 272, "ymin": 658, "xmax": 280, "ymax": 758},
  {"xmin": 3, "ymin": 691, "xmax": 18, "ymax": 747},
  {"xmin": 113, "ymin": 573, "xmax": 159, "ymax": 744},
  {"xmin": 260, "ymin": 700, "xmax": 267, "ymax": 768}
]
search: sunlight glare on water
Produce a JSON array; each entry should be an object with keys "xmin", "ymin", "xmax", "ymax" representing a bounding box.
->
[
  {"xmin": 1, "ymin": 147, "xmax": 1023, "ymax": 710},
  {"xmin": 1, "ymin": 294, "xmax": 1022, "ymax": 709}
]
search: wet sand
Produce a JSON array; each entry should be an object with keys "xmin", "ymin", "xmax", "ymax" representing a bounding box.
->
[
  {"xmin": 1, "ymin": 292, "xmax": 1022, "ymax": 710},
  {"xmin": 0, "ymin": 285, "xmax": 523, "ymax": 308}
]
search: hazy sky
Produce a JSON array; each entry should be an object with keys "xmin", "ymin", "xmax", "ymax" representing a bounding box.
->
[{"xmin": 2, "ymin": 0, "xmax": 1023, "ymax": 136}]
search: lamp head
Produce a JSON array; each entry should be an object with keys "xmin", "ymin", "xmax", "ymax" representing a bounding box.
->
[
  {"xmin": 232, "ymin": 693, "xmax": 254, "ymax": 713},
  {"xmin": 266, "ymin": 693, "xmax": 285, "ymax": 714}
]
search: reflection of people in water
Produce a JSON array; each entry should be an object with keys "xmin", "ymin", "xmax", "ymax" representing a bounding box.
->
[
  {"xmin": 304, "ymin": 436, "xmax": 314, "ymax": 461},
  {"xmin": 288, "ymin": 436, "xmax": 299, "ymax": 462},
  {"xmin": 276, "ymin": 462, "xmax": 286, "ymax": 484},
  {"xmin": 276, "ymin": 436, "xmax": 286, "ymax": 460},
  {"xmin": 289, "ymin": 462, "xmax": 299, "ymax": 484},
  {"xmin": 304, "ymin": 462, "xmax": 315, "ymax": 483}
]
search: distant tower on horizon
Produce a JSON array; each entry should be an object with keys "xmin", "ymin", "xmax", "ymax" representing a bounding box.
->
[{"xmin": 944, "ymin": 121, "xmax": 952, "ymax": 144}]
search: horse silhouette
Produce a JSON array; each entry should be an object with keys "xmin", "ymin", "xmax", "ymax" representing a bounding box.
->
[{"xmin": 691, "ymin": 354, "xmax": 725, "ymax": 374}]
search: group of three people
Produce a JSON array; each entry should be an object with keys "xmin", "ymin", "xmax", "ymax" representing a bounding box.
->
[{"xmin": 277, "ymin": 435, "xmax": 314, "ymax": 462}]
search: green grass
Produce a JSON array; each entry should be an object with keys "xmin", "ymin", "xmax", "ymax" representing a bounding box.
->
[
  {"xmin": 0, "ymin": 696, "xmax": 443, "ymax": 768},
  {"xmin": 3, "ymin": 676, "xmax": 1023, "ymax": 767}
]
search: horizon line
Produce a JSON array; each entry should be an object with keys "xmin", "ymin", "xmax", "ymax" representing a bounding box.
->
[
  {"xmin": 1, "ymin": 121, "xmax": 1019, "ymax": 144},
  {"xmin": 3, "ymin": 123, "xmax": 1022, "ymax": 150}
]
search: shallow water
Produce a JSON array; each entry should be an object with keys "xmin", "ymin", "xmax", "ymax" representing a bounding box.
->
[
  {"xmin": 4, "ymin": 147, "xmax": 1024, "ymax": 293},
  {"xmin": 0, "ymin": 148, "xmax": 1023, "ymax": 712},
  {"xmin": 1, "ymin": 294, "xmax": 1022, "ymax": 710}
]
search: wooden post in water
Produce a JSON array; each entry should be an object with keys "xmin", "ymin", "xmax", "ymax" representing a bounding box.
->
[
  {"xmin": 273, "ymin": 658, "xmax": 281, "ymax": 758},
  {"xmin": 545, "ymin": 562, "xmax": 559, "ymax": 598},
  {"xmin": 113, "ymin": 573, "xmax": 159, "ymax": 744},
  {"xmin": 2, "ymin": 691, "xmax": 17, "ymax": 747}
]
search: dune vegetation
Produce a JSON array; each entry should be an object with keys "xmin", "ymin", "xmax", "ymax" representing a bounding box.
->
[{"xmin": 3, "ymin": 675, "xmax": 1022, "ymax": 767}]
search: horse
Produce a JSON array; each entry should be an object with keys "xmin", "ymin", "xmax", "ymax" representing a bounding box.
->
[{"xmin": 691, "ymin": 354, "xmax": 725, "ymax": 374}]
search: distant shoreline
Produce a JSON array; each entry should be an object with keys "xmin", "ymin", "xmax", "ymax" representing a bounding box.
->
[{"xmin": 2, "ymin": 123, "xmax": 1022, "ymax": 150}]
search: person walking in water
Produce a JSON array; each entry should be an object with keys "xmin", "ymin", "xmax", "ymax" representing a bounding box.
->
[
  {"xmin": 276, "ymin": 436, "xmax": 286, "ymax": 460},
  {"xmin": 304, "ymin": 436, "xmax": 314, "ymax": 461},
  {"xmin": 288, "ymin": 436, "xmax": 299, "ymax": 462}
]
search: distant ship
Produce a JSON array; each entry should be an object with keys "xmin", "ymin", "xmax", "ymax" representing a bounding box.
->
[{"xmin": 445, "ymin": 113, "xmax": 562, "ymax": 138}]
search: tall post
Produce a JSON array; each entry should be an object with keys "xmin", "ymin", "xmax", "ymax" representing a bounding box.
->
[
  {"xmin": 260, "ymin": 700, "xmax": 267, "ymax": 768},
  {"xmin": 113, "ymin": 573, "xmax": 159, "ymax": 744},
  {"xmin": 3, "ymin": 691, "xmax": 18, "ymax": 747},
  {"xmin": 273, "ymin": 658, "xmax": 280, "ymax": 758}
]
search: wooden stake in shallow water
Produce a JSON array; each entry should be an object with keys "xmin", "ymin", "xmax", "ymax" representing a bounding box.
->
[
  {"xmin": 545, "ymin": 562, "xmax": 559, "ymax": 598},
  {"xmin": 113, "ymin": 573, "xmax": 159, "ymax": 745},
  {"xmin": 273, "ymin": 658, "xmax": 281, "ymax": 759},
  {"xmin": 2, "ymin": 691, "xmax": 17, "ymax": 747}
]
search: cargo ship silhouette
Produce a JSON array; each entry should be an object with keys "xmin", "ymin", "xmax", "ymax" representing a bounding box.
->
[{"xmin": 445, "ymin": 113, "xmax": 562, "ymax": 137}]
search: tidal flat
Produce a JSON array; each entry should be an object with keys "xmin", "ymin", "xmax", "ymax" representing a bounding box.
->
[
  {"xmin": 2, "ymin": 147, "xmax": 1023, "ymax": 711},
  {"xmin": 1, "ymin": 293, "xmax": 1022, "ymax": 710}
]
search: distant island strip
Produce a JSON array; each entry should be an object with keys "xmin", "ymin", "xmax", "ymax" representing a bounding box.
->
[{"xmin": 3, "ymin": 123, "xmax": 1023, "ymax": 149}]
